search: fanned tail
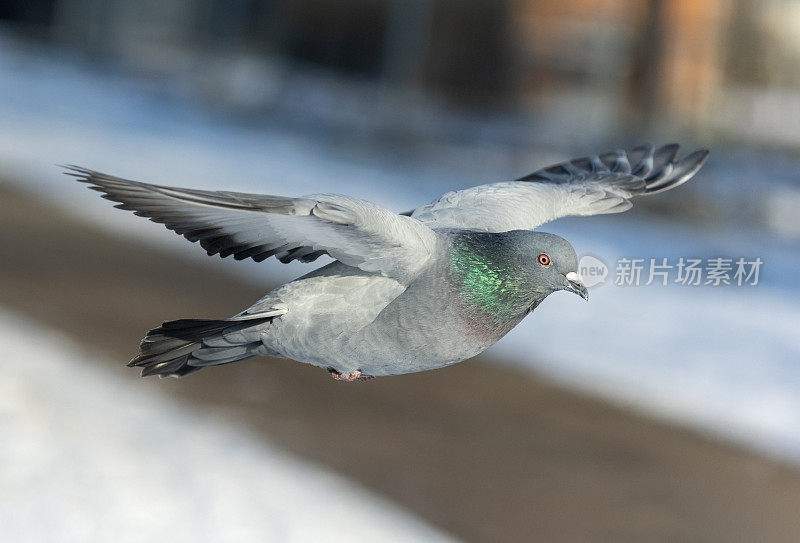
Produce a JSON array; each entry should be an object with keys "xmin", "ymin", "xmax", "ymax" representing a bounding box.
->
[{"xmin": 129, "ymin": 316, "xmax": 275, "ymax": 378}]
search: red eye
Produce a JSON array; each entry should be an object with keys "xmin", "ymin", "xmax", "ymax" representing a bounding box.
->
[{"xmin": 538, "ymin": 253, "xmax": 551, "ymax": 266}]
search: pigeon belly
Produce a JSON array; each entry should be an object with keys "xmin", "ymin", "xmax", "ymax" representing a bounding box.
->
[
  {"xmin": 255, "ymin": 261, "xmax": 518, "ymax": 376},
  {"xmin": 345, "ymin": 277, "xmax": 520, "ymax": 376}
]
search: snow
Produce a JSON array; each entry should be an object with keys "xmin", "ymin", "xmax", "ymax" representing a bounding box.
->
[
  {"xmin": 0, "ymin": 309, "xmax": 459, "ymax": 543},
  {"xmin": 3, "ymin": 32, "xmax": 800, "ymax": 465}
]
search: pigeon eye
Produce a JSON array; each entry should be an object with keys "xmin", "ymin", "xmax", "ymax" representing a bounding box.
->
[{"xmin": 538, "ymin": 253, "xmax": 551, "ymax": 266}]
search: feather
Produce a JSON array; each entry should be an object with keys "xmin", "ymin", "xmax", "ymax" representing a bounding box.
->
[
  {"xmin": 407, "ymin": 143, "xmax": 708, "ymax": 231},
  {"xmin": 67, "ymin": 165, "xmax": 436, "ymax": 280}
]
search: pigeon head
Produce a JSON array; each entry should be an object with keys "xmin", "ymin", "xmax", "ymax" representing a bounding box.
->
[
  {"xmin": 501, "ymin": 230, "xmax": 588, "ymax": 302},
  {"xmin": 448, "ymin": 230, "xmax": 588, "ymax": 328}
]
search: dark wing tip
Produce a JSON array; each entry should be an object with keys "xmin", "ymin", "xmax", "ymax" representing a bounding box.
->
[
  {"xmin": 512, "ymin": 142, "xmax": 708, "ymax": 198},
  {"xmin": 644, "ymin": 147, "xmax": 709, "ymax": 195},
  {"xmin": 62, "ymin": 164, "xmax": 95, "ymax": 181}
]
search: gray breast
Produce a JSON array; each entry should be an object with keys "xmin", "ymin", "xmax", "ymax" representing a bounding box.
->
[{"xmin": 342, "ymin": 238, "xmax": 531, "ymax": 376}]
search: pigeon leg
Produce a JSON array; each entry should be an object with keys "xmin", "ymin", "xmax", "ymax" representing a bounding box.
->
[{"xmin": 328, "ymin": 368, "xmax": 365, "ymax": 382}]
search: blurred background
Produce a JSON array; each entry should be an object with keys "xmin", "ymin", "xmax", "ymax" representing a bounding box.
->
[{"xmin": 2, "ymin": 1, "xmax": 800, "ymax": 541}]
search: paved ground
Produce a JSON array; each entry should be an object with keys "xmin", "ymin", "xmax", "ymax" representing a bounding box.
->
[{"xmin": 4, "ymin": 183, "xmax": 800, "ymax": 542}]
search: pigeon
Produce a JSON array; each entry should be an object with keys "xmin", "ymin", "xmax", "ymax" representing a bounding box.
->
[{"xmin": 68, "ymin": 143, "xmax": 708, "ymax": 381}]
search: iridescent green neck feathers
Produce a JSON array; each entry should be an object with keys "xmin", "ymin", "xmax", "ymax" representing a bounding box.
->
[{"xmin": 449, "ymin": 235, "xmax": 537, "ymax": 325}]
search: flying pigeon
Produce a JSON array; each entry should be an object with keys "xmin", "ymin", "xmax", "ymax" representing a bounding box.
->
[{"xmin": 68, "ymin": 143, "xmax": 708, "ymax": 381}]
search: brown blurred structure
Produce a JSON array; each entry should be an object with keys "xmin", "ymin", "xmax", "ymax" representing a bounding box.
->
[{"xmin": 2, "ymin": 0, "xmax": 800, "ymax": 142}]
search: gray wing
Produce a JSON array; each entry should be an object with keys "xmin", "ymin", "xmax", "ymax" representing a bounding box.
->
[
  {"xmin": 407, "ymin": 144, "xmax": 709, "ymax": 232},
  {"xmin": 68, "ymin": 167, "xmax": 437, "ymax": 281}
]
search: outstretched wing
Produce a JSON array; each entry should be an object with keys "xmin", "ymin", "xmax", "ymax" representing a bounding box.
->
[
  {"xmin": 407, "ymin": 144, "xmax": 708, "ymax": 232},
  {"xmin": 68, "ymin": 167, "xmax": 437, "ymax": 281}
]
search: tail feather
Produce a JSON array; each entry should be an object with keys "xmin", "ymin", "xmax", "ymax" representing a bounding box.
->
[{"xmin": 129, "ymin": 316, "xmax": 273, "ymax": 378}]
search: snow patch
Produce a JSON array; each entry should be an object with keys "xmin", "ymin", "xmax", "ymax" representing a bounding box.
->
[{"xmin": 0, "ymin": 309, "xmax": 458, "ymax": 543}]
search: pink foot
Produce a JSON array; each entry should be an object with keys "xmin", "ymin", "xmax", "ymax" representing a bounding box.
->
[{"xmin": 328, "ymin": 368, "xmax": 373, "ymax": 382}]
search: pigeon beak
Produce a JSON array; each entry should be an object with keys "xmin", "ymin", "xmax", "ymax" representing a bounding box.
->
[{"xmin": 564, "ymin": 271, "xmax": 589, "ymax": 301}]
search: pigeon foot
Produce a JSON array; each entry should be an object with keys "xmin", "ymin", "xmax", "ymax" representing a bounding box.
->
[{"xmin": 328, "ymin": 368, "xmax": 372, "ymax": 382}]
